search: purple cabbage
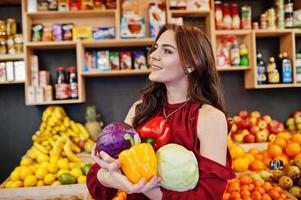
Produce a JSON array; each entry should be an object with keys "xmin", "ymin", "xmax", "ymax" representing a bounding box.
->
[{"xmin": 95, "ymin": 122, "xmax": 137, "ymax": 158}]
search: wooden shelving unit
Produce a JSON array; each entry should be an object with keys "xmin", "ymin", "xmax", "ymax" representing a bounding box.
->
[
  {"xmin": 169, "ymin": 9, "xmax": 210, "ymax": 17},
  {"xmin": 82, "ymin": 69, "xmax": 151, "ymax": 77},
  {"xmin": 26, "ymin": 99, "xmax": 84, "ymax": 106},
  {"xmin": 26, "ymin": 41, "xmax": 76, "ymax": 49},
  {"xmin": 81, "ymin": 38, "xmax": 154, "ymax": 48},
  {"xmin": 0, "ymin": 54, "xmax": 24, "ymax": 61},
  {"xmin": 254, "ymin": 83, "xmax": 296, "ymax": 89},
  {"xmin": 217, "ymin": 67, "xmax": 251, "ymax": 72},
  {"xmin": 215, "ymin": 30, "xmax": 251, "ymax": 36},
  {"xmin": 0, "ymin": 81, "xmax": 24, "ymax": 84}
]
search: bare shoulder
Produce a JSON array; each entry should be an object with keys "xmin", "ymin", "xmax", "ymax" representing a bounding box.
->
[
  {"xmin": 198, "ymin": 104, "xmax": 226, "ymax": 124},
  {"xmin": 124, "ymin": 100, "xmax": 142, "ymax": 125}
]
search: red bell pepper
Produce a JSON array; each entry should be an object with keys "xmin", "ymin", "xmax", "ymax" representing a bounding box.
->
[{"xmin": 137, "ymin": 116, "xmax": 171, "ymax": 150}]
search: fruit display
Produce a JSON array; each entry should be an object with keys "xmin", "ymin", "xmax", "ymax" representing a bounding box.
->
[
  {"xmin": 231, "ymin": 110, "xmax": 285, "ymax": 143},
  {"xmin": 85, "ymin": 106, "xmax": 104, "ymax": 142},
  {"xmin": 4, "ymin": 106, "xmax": 94, "ymax": 188},
  {"xmin": 223, "ymin": 174, "xmax": 292, "ymax": 200},
  {"xmin": 286, "ymin": 111, "xmax": 301, "ymax": 133}
]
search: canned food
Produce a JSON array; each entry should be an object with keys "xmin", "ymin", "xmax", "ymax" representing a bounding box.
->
[{"xmin": 6, "ymin": 18, "xmax": 16, "ymax": 36}]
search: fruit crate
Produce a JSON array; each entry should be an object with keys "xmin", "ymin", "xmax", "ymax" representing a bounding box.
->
[{"xmin": 237, "ymin": 142, "xmax": 269, "ymax": 152}]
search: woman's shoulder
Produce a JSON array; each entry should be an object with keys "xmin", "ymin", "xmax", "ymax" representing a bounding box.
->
[{"xmin": 198, "ymin": 104, "xmax": 226, "ymax": 122}]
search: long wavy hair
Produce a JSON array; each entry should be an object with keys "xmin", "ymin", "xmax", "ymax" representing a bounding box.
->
[{"xmin": 132, "ymin": 24, "xmax": 226, "ymax": 127}]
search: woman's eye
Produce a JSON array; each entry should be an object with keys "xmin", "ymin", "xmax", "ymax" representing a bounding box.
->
[{"xmin": 164, "ymin": 49, "xmax": 172, "ymax": 54}]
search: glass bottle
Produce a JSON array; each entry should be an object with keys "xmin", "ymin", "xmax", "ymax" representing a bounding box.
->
[
  {"xmin": 67, "ymin": 66, "xmax": 78, "ymax": 99},
  {"xmin": 257, "ymin": 53, "xmax": 266, "ymax": 85}
]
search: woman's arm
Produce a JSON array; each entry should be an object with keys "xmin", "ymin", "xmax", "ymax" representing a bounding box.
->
[{"xmin": 124, "ymin": 100, "xmax": 141, "ymax": 125}]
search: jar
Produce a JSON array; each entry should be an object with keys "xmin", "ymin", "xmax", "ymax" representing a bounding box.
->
[
  {"xmin": 296, "ymin": 52, "xmax": 301, "ymax": 83},
  {"xmin": 14, "ymin": 34, "xmax": 23, "ymax": 54},
  {"xmin": 0, "ymin": 36, "xmax": 7, "ymax": 54},
  {"xmin": 6, "ymin": 18, "xmax": 17, "ymax": 36},
  {"xmin": 0, "ymin": 20, "xmax": 6, "ymax": 36},
  {"xmin": 6, "ymin": 36, "xmax": 15, "ymax": 54}
]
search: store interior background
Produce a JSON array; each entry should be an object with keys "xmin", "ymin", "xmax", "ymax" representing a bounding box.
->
[{"xmin": 1, "ymin": 2, "xmax": 301, "ymax": 182}]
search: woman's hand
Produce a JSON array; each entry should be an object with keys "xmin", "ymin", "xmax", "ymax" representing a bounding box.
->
[{"xmin": 91, "ymin": 145, "xmax": 160, "ymax": 194}]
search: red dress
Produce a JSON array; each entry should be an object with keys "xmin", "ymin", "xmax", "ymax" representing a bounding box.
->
[{"xmin": 86, "ymin": 102, "xmax": 235, "ymax": 200}]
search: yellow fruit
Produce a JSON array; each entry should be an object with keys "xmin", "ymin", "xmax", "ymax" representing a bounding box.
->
[
  {"xmin": 52, "ymin": 180, "xmax": 61, "ymax": 186},
  {"xmin": 37, "ymin": 154, "xmax": 49, "ymax": 163},
  {"xmin": 26, "ymin": 149, "xmax": 37, "ymax": 159},
  {"xmin": 50, "ymin": 155, "xmax": 60, "ymax": 163},
  {"xmin": 77, "ymin": 175, "xmax": 86, "ymax": 184},
  {"xmin": 70, "ymin": 168, "xmax": 83, "ymax": 178},
  {"xmin": 44, "ymin": 174, "xmax": 56, "ymax": 185},
  {"xmin": 232, "ymin": 158, "xmax": 249, "ymax": 172},
  {"xmin": 10, "ymin": 170, "xmax": 20, "ymax": 181},
  {"xmin": 37, "ymin": 180, "xmax": 44, "ymax": 186},
  {"xmin": 57, "ymin": 158, "xmax": 69, "ymax": 170},
  {"xmin": 4, "ymin": 180, "xmax": 13, "ymax": 188},
  {"xmin": 24, "ymin": 175, "xmax": 37, "ymax": 187},
  {"xmin": 230, "ymin": 146, "xmax": 245, "ymax": 159},
  {"xmin": 40, "ymin": 162, "xmax": 50, "ymax": 169},
  {"xmin": 11, "ymin": 180, "xmax": 23, "ymax": 188},
  {"xmin": 47, "ymin": 163, "xmax": 58, "ymax": 173},
  {"xmin": 19, "ymin": 167, "xmax": 32, "ymax": 181},
  {"xmin": 20, "ymin": 158, "xmax": 33, "ymax": 167},
  {"xmin": 35, "ymin": 168, "xmax": 48, "ymax": 180}
]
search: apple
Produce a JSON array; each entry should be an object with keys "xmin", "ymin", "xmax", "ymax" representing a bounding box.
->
[
  {"xmin": 77, "ymin": 139, "xmax": 87, "ymax": 150},
  {"xmin": 249, "ymin": 117, "xmax": 258, "ymax": 125},
  {"xmin": 237, "ymin": 120, "xmax": 251, "ymax": 129},
  {"xmin": 233, "ymin": 116, "xmax": 241, "ymax": 123},
  {"xmin": 239, "ymin": 110, "xmax": 249, "ymax": 119},
  {"xmin": 262, "ymin": 115, "xmax": 272, "ymax": 124},
  {"xmin": 255, "ymin": 130, "xmax": 268, "ymax": 142},
  {"xmin": 84, "ymin": 140, "xmax": 94, "ymax": 154},
  {"xmin": 297, "ymin": 123, "xmax": 301, "ymax": 131},
  {"xmin": 293, "ymin": 111, "xmax": 301, "ymax": 123},
  {"xmin": 268, "ymin": 134, "xmax": 276, "ymax": 142},
  {"xmin": 231, "ymin": 124, "xmax": 238, "ymax": 134},
  {"xmin": 250, "ymin": 111, "xmax": 261, "ymax": 119},
  {"xmin": 233, "ymin": 133, "xmax": 245, "ymax": 143},
  {"xmin": 268, "ymin": 125, "xmax": 278, "ymax": 135},
  {"xmin": 243, "ymin": 134, "xmax": 256, "ymax": 143},
  {"xmin": 249, "ymin": 125, "xmax": 260, "ymax": 135},
  {"xmin": 257, "ymin": 120, "xmax": 268, "ymax": 130},
  {"xmin": 286, "ymin": 118, "xmax": 295, "ymax": 127}
]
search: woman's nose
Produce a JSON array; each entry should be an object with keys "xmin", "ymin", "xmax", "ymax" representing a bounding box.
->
[{"xmin": 150, "ymin": 49, "xmax": 160, "ymax": 62}]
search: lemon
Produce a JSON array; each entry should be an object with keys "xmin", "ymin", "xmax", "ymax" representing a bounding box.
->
[
  {"xmin": 50, "ymin": 155, "xmax": 60, "ymax": 163},
  {"xmin": 28, "ymin": 165, "xmax": 36, "ymax": 173},
  {"xmin": 37, "ymin": 154, "xmax": 49, "ymax": 163},
  {"xmin": 70, "ymin": 168, "xmax": 83, "ymax": 178},
  {"xmin": 11, "ymin": 180, "xmax": 23, "ymax": 188},
  {"xmin": 37, "ymin": 180, "xmax": 44, "ymax": 186},
  {"xmin": 40, "ymin": 162, "xmax": 50, "ymax": 169},
  {"xmin": 51, "ymin": 180, "xmax": 61, "ymax": 186},
  {"xmin": 77, "ymin": 175, "xmax": 86, "ymax": 184},
  {"xmin": 19, "ymin": 167, "xmax": 32, "ymax": 180},
  {"xmin": 47, "ymin": 163, "xmax": 58, "ymax": 173},
  {"xmin": 10, "ymin": 170, "xmax": 20, "ymax": 181},
  {"xmin": 57, "ymin": 169, "xmax": 69, "ymax": 178},
  {"xmin": 57, "ymin": 158, "xmax": 69, "ymax": 170},
  {"xmin": 26, "ymin": 149, "xmax": 37, "ymax": 159},
  {"xmin": 44, "ymin": 173, "xmax": 56, "ymax": 185},
  {"xmin": 24, "ymin": 175, "xmax": 37, "ymax": 187},
  {"xmin": 4, "ymin": 180, "xmax": 13, "ymax": 188},
  {"xmin": 69, "ymin": 162, "xmax": 81, "ymax": 169},
  {"xmin": 35, "ymin": 168, "xmax": 48, "ymax": 180},
  {"xmin": 20, "ymin": 158, "xmax": 33, "ymax": 167}
]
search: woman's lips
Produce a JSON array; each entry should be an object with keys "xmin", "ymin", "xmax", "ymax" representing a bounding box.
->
[{"xmin": 151, "ymin": 64, "xmax": 162, "ymax": 70}]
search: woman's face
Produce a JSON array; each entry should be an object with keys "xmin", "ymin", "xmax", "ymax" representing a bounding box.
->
[{"xmin": 149, "ymin": 30, "xmax": 187, "ymax": 85}]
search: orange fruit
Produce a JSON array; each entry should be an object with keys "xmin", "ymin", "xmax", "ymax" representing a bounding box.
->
[
  {"xmin": 243, "ymin": 153, "xmax": 255, "ymax": 165},
  {"xmin": 228, "ymin": 181, "xmax": 240, "ymax": 193},
  {"xmin": 233, "ymin": 158, "xmax": 249, "ymax": 172},
  {"xmin": 230, "ymin": 146, "xmax": 245, "ymax": 159},
  {"xmin": 251, "ymin": 191, "xmax": 262, "ymax": 200},
  {"xmin": 240, "ymin": 189, "xmax": 251, "ymax": 198},
  {"xmin": 263, "ymin": 182, "xmax": 272, "ymax": 192},
  {"xmin": 222, "ymin": 192, "xmax": 230, "ymax": 200},
  {"xmin": 263, "ymin": 157, "xmax": 272, "ymax": 167},
  {"xmin": 291, "ymin": 133, "xmax": 301, "ymax": 144},
  {"xmin": 274, "ymin": 154, "xmax": 289, "ymax": 166},
  {"xmin": 239, "ymin": 176, "xmax": 252, "ymax": 185},
  {"xmin": 230, "ymin": 191, "xmax": 241, "ymax": 199},
  {"xmin": 294, "ymin": 153, "xmax": 301, "ymax": 161},
  {"xmin": 249, "ymin": 160, "xmax": 266, "ymax": 171},
  {"xmin": 273, "ymin": 138, "xmax": 287, "ymax": 150},
  {"xmin": 249, "ymin": 148, "xmax": 259, "ymax": 156},
  {"xmin": 262, "ymin": 193, "xmax": 272, "ymax": 200},
  {"xmin": 276, "ymin": 132, "xmax": 292, "ymax": 141},
  {"xmin": 268, "ymin": 144, "xmax": 283, "ymax": 158},
  {"xmin": 285, "ymin": 142, "xmax": 301, "ymax": 157},
  {"xmin": 255, "ymin": 153, "xmax": 264, "ymax": 161}
]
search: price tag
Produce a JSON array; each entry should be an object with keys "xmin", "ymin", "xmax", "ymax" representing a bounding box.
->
[{"xmin": 270, "ymin": 160, "xmax": 284, "ymax": 170}]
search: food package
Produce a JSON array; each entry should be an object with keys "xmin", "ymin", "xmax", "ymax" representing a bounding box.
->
[{"xmin": 149, "ymin": 3, "xmax": 166, "ymax": 38}]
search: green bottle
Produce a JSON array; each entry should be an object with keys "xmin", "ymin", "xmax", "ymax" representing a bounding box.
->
[{"xmin": 239, "ymin": 44, "xmax": 249, "ymax": 66}]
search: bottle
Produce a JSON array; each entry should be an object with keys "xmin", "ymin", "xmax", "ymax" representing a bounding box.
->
[
  {"xmin": 231, "ymin": 3, "xmax": 240, "ymax": 30},
  {"xmin": 55, "ymin": 66, "xmax": 69, "ymax": 100},
  {"xmin": 239, "ymin": 44, "xmax": 249, "ymax": 66},
  {"xmin": 223, "ymin": 3, "xmax": 231, "ymax": 30},
  {"xmin": 67, "ymin": 66, "xmax": 78, "ymax": 99},
  {"xmin": 257, "ymin": 53, "xmax": 266, "ymax": 85},
  {"xmin": 296, "ymin": 52, "xmax": 301, "ymax": 83},
  {"xmin": 281, "ymin": 52, "xmax": 293, "ymax": 83},
  {"xmin": 284, "ymin": 0, "xmax": 294, "ymax": 28},
  {"xmin": 267, "ymin": 57, "xmax": 280, "ymax": 84},
  {"xmin": 230, "ymin": 36, "xmax": 240, "ymax": 66},
  {"xmin": 215, "ymin": 1, "xmax": 223, "ymax": 30}
]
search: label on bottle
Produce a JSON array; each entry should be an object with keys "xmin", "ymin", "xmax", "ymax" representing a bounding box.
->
[
  {"xmin": 257, "ymin": 65, "xmax": 266, "ymax": 84},
  {"xmin": 282, "ymin": 60, "xmax": 292, "ymax": 83}
]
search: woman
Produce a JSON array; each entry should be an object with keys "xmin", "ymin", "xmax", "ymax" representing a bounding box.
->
[{"xmin": 86, "ymin": 24, "xmax": 235, "ymax": 200}]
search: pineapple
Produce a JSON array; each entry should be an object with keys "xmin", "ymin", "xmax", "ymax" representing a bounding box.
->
[{"xmin": 85, "ymin": 106, "xmax": 104, "ymax": 141}]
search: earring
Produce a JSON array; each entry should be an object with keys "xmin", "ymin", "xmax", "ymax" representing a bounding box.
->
[{"xmin": 187, "ymin": 68, "xmax": 193, "ymax": 73}]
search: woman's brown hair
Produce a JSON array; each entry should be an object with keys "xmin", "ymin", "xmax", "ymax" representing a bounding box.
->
[{"xmin": 132, "ymin": 24, "xmax": 226, "ymax": 127}]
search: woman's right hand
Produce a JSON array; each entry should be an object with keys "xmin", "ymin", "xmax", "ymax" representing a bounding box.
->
[{"xmin": 91, "ymin": 145, "xmax": 160, "ymax": 194}]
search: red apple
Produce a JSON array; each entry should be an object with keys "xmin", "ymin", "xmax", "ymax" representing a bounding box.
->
[
  {"xmin": 233, "ymin": 133, "xmax": 245, "ymax": 143},
  {"xmin": 239, "ymin": 110, "xmax": 249, "ymax": 119},
  {"xmin": 233, "ymin": 116, "xmax": 241, "ymax": 123},
  {"xmin": 257, "ymin": 120, "xmax": 268, "ymax": 130},
  {"xmin": 268, "ymin": 125, "xmax": 279, "ymax": 135},
  {"xmin": 249, "ymin": 117, "xmax": 258, "ymax": 125},
  {"xmin": 243, "ymin": 134, "xmax": 256, "ymax": 143},
  {"xmin": 255, "ymin": 130, "xmax": 268, "ymax": 142},
  {"xmin": 231, "ymin": 124, "xmax": 238, "ymax": 134},
  {"xmin": 249, "ymin": 125, "xmax": 260, "ymax": 135},
  {"xmin": 77, "ymin": 139, "xmax": 87, "ymax": 150},
  {"xmin": 262, "ymin": 115, "xmax": 272, "ymax": 123},
  {"xmin": 237, "ymin": 120, "xmax": 251, "ymax": 129},
  {"xmin": 250, "ymin": 111, "xmax": 261, "ymax": 119}
]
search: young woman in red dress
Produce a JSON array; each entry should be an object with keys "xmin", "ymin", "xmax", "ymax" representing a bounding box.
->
[{"xmin": 86, "ymin": 24, "xmax": 235, "ymax": 200}]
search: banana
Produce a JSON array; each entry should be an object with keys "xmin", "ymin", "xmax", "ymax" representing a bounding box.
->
[
  {"xmin": 33, "ymin": 142, "xmax": 48, "ymax": 154},
  {"xmin": 70, "ymin": 142, "xmax": 81, "ymax": 153},
  {"xmin": 70, "ymin": 121, "xmax": 79, "ymax": 133},
  {"xmin": 76, "ymin": 123, "xmax": 89, "ymax": 139},
  {"xmin": 63, "ymin": 140, "xmax": 81, "ymax": 162},
  {"xmin": 51, "ymin": 136, "xmax": 68, "ymax": 156},
  {"xmin": 63, "ymin": 117, "xmax": 71, "ymax": 128}
]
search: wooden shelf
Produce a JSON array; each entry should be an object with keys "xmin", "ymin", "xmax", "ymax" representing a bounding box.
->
[
  {"xmin": 82, "ymin": 69, "xmax": 151, "ymax": 77},
  {"xmin": 217, "ymin": 66, "xmax": 251, "ymax": 72},
  {"xmin": 0, "ymin": 54, "xmax": 24, "ymax": 61},
  {"xmin": 0, "ymin": 0, "xmax": 20, "ymax": 4},
  {"xmin": 170, "ymin": 9, "xmax": 210, "ymax": 17},
  {"xmin": 26, "ymin": 99, "xmax": 84, "ymax": 106},
  {"xmin": 26, "ymin": 41, "xmax": 76, "ymax": 49},
  {"xmin": 254, "ymin": 29, "xmax": 293, "ymax": 37},
  {"xmin": 254, "ymin": 83, "xmax": 296, "ymax": 89},
  {"xmin": 81, "ymin": 38, "xmax": 155, "ymax": 48},
  {"xmin": 26, "ymin": 9, "xmax": 116, "ymax": 19},
  {"xmin": 0, "ymin": 81, "xmax": 24, "ymax": 85},
  {"xmin": 295, "ymin": 29, "xmax": 301, "ymax": 36},
  {"xmin": 215, "ymin": 30, "xmax": 251, "ymax": 36}
]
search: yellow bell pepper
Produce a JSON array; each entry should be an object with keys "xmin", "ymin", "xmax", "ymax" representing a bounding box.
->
[{"xmin": 118, "ymin": 133, "xmax": 157, "ymax": 184}]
